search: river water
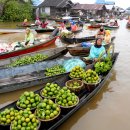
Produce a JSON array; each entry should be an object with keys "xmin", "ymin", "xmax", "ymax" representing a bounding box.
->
[{"xmin": 0, "ymin": 20, "xmax": 130, "ymax": 130}]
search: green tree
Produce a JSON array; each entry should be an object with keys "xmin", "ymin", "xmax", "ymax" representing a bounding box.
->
[{"xmin": 2, "ymin": 0, "xmax": 33, "ymax": 21}]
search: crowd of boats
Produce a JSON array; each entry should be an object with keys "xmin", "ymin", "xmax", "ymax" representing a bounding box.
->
[{"xmin": 0, "ymin": 16, "xmax": 121, "ymax": 130}]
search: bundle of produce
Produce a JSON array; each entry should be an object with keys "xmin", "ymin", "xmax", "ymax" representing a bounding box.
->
[
  {"xmin": 11, "ymin": 109, "xmax": 40, "ymax": 130},
  {"xmin": 9, "ymin": 54, "xmax": 48, "ymax": 67},
  {"xmin": 56, "ymin": 87, "xmax": 79, "ymax": 108},
  {"xmin": 45, "ymin": 65, "xmax": 66, "ymax": 77},
  {"xmin": 94, "ymin": 56, "xmax": 112, "ymax": 74},
  {"xmin": 69, "ymin": 66, "xmax": 85, "ymax": 79},
  {"xmin": 0, "ymin": 108, "xmax": 19, "ymax": 126},
  {"xmin": 16, "ymin": 91, "xmax": 41, "ymax": 110},
  {"xmin": 40, "ymin": 83, "xmax": 61, "ymax": 99},
  {"xmin": 35, "ymin": 99, "xmax": 60, "ymax": 121}
]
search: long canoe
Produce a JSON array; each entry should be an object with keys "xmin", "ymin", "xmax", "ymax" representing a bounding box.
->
[
  {"xmin": 16, "ymin": 24, "xmax": 38, "ymax": 28},
  {"xmin": 103, "ymin": 25, "xmax": 119, "ymax": 30},
  {"xmin": 0, "ymin": 36, "xmax": 56, "ymax": 60},
  {"xmin": 0, "ymin": 53, "xmax": 119, "ymax": 130},
  {"xmin": 62, "ymin": 36, "xmax": 96, "ymax": 44},
  {"xmin": 35, "ymin": 28, "xmax": 55, "ymax": 33},
  {"xmin": 0, "ymin": 47, "xmax": 68, "ymax": 68},
  {"xmin": 71, "ymin": 28, "xmax": 83, "ymax": 34},
  {"xmin": 67, "ymin": 37, "xmax": 115, "ymax": 56},
  {"xmin": 88, "ymin": 24, "xmax": 101, "ymax": 29}
]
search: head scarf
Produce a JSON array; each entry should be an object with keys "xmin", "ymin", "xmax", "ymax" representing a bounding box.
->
[
  {"xmin": 94, "ymin": 38, "xmax": 103, "ymax": 48},
  {"xmin": 105, "ymin": 30, "xmax": 111, "ymax": 35}
]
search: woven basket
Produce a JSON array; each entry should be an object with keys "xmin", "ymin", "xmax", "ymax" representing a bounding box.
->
[
  {"xmin": 65, "ymin": 79, "xmax": 84, "ymax": 93},
  {"xmin": 83, "ymin": 78, "xmax": 101, "ymax": 91},
  {"xmin": 34, "ymin": 107, "xmax": 61, "ymax": 122},
  {"xmin": 55, "ymin": 96, "xmax": 79, "ymax": 109},
  {"xmin": 10, "ymin": 120, "xmax": 41, "ymax": 130}
]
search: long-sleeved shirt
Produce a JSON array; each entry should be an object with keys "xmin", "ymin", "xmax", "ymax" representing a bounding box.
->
[
  {"xmin": 89, "ymin": 45, "xmax": 106, "ymax": 59},
  {"xmin": 25, "ymin": 33, "xmax": 34, "ymax": 45}
]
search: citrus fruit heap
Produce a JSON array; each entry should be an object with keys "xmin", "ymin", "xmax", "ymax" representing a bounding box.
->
[
  {"xmin": 0, "ymin": 108, "xmax": 19, "ymax": 125},
  {"xmin": 16, "ymin": 91, "xmax": 41, "ymax": 110},
  {"xmin": 41, "ymin": 83, "xmax": 61, "ymax": 98},
  {"xmin": 82, "ymin": 69, "xmax": 100, "ymax": 84},
  {"xmin": 67, "ymin": 81, "xmax": 81, "ymax": 89},
  {"xmin": 35, "ymin": 99, "xmax": 60, "ymax": 121},
  {"xmin": 56, "ymin": 87, "xmax": 79, "ymax": 107},
  {"xmin": 9, "ymin": 54, "xmax": 48, "ymax": 67},
  {"xmin": 69, "ymin": 66, "xmax": 85, "ymax": 79},
  {"xmin": 11, "ymin": 109, "xmax": 40, "ymax": 130},
  {"xmin": 45, "ymin": 65, "xmax": 66, "ymax": 77}
]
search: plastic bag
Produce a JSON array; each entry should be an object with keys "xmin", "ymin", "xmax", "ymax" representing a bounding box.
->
[
  {"xmin": 63, "ymin": 58, "xmax": 86, "ymax": 72},
  {"xmin": 55, "ymin": 37, "xmax": 64, "ymax": 47}
]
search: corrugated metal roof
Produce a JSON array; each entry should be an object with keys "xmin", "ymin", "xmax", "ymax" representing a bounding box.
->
[
  {"xmin": 39, "ymin": 0, "xmax": 73, "ymax": 8},
  {"xmin": 72, "ymin": 4, "xmax": 106, "ymax": 11}
]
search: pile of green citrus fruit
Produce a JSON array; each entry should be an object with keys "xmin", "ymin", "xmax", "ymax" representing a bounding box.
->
[
  {"xmin": 82, "ymin": 69, "xmax": 100, "ymax": 84},
  {"xmin": 35, "ymin": 99, "xmax": 60, "ymax": 121},
  {"xmin": 0, "ymin": 108, "xmax": 19, "ymax": 125},
  {"xmin": 41, "ymin": 83, "xmax": 61, "ymax": 98},
  {"xmin": 45, "ymin": 65, "xmax": 66, "ymax": 77},
  {"xmin": 16, "ymin": 91, "xmax": 41, "ymax": 110},
  {"xmin": 56, "ymin": 87, "xmax": 79, "ymax": 107},
  {"xmin": 70, "ymin": 66, "xmax": 85, "ymax": 79},
  {"xmin": 9, "ymin": 53, "xmax": 48, "ymax": 67},
  {"xmin": 11, "ymin": 109, "xmax": 40, "ymax": 130},
  {"xmin": 67, "ymin": 81, "xmax": 81, "ymax": 89}
]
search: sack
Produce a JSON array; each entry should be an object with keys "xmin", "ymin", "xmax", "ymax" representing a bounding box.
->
[
  {"xmin": 81, "ymin": 42, "xmax": 92, "ymax": 48},
  {"xmin": 63, "ymin": 58, "xmax": 86, "ymax": 72}
]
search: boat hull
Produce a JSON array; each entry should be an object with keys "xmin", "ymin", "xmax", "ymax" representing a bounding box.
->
[{"xmin": 0, "ymin": 37, "xmax": 56, "ymax": 59}]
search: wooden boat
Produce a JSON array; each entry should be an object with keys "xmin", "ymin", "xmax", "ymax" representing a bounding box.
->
[
  {"xmin": 103, "ymin": 25, "xmax": 119, "ymax": 30},
  {"xmin": 88, "ymin": 24, "xmax": 101, "ymax": 29},
  {"xmin": 62, "ymin": 36, "xmax": 96, "ymax": 44},
  {"xmin": 71, "ymin": 28, "xmax": 83, "ymax": 34},
  {"xmin": 16, "ymin": 24, "xmax": 38, "ymax": 28},
  {"xmin": 0, "ymin": 29, "xmax": 24, "ymax": 34},
  {"xmin": 0, "ymin": 53, "xmax": 72, "ymax": 93},
  {"xmin": 67, "ymin": 37, "xmax": 115, "ymax": 56},
  {"xmin": 0, "ymin": 37, "xmax": 56, "ymax": 60},
  {"xmin": 35, "ymin": 28, "xmax": 55, "ymax": 33},
  {"xmin": 0, "ymin": 47, "xmax": 68, "ymax": 68},
  {"xmin": 0, "ymin": 53, "xmax": 119, "ymax": 130}
]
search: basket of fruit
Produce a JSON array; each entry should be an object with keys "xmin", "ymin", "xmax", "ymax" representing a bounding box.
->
[
  {"xmin": 40, "ymin": 83, "xmax": 61, "ymax": 99},
  {"xmin": 16, "ymin": 91, "xmax": 41, "ymax": 110},
  {"xmin": 82, "ymin": 69, "xmax": 101, "ymax": 91},
  {"xmin": 65, "ymin": 79, "xmax": 84, "ymax": 93},
  {"xmin": 0, "ymin": 108, "xmax": 19, "ymax": 126},
  {"xmin": 69, "ymin": 66, "xmax": 85, "ymax": 80},
  {"xmin": 55, "ymin": 87, "xmax": 79, "ymax": 109},
  {"xmin": 35, "ymin": 99, "xmax": 61, "ymax": 122},
  {"xmin": 10, "ymin": 109, "xmax": 41, "ymax": 130}
]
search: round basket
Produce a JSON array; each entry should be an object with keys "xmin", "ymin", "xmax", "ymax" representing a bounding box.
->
[
  {"xmin": 0, "ymin": 123, "xmax": 10, "ymax": 127},
  {"xmin": 16, "ymin": 98, "xmax": 41, "ymax": 111},
  {"xmin": 35, "ymin": 107, "xmax": 61, "ymax": 122},
  {"xmin": 55, "ymin": 96, "xmax": 79, "ymax": 109},
  {"xmin": 65, "ymin": 79, "xmax": 84, "ymax": 93},
  {"xmin": 40, "ymin": 89, "xmax": 56, "ymax": 100},
  {"xmin": 10, "ymin": 120, "xmax": 41, "ymax": 130},
  {"xmin": 83, "ymin": 78, "xmax": 101, "ymax": 91}
]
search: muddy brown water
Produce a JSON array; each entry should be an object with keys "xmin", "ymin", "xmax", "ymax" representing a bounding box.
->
[{"xmin": 0, "ymin": 20, "xmax": 130, "ymax": 130}]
